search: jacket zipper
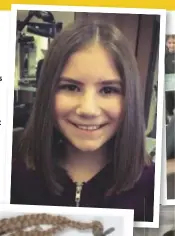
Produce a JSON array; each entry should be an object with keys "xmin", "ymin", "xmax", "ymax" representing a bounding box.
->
[{"xmin": 75, "ymin": 182, "xmax": 84, "ymax": 207}]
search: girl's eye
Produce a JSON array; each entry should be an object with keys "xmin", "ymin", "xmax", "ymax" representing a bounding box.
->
[
  {"xmin": 101, "ymin": 86, "xmax": 121, "ymax": 95},
  {"xmin": 57, "ymin": 84, "xmax": 80, "ymax": 92}
]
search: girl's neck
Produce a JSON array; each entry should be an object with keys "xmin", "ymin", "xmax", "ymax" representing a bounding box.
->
[{"xmin": 61, "ymin": 143, "xmax": 108, "ymax": 183}]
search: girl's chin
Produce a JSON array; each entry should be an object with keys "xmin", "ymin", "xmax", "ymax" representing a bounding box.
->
[{"xmin": 69, "ymin": 142, "xmax": 104, "ymax": 153}]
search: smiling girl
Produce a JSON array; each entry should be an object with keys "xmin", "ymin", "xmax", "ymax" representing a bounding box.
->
[{"xmin": 11, "ymin": 20, "xmax": 155, "ymax": 222}]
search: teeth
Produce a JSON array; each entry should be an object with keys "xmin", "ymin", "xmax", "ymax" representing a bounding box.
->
[{"xmin": 77, "ymin": 125, "xmax": 100, "ymax": 130}]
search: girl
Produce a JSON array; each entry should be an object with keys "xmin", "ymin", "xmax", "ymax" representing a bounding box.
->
[
  {"xmin": 11, "ymin": 19, "xmax": 155, "ymax": 222},
  {"xmin": 166, "ymin": 35, "xmax": 175, "ymax": 53},
  {"xmin": 165, "ymin": 35, "xmax": 175, "ymax": 74}
]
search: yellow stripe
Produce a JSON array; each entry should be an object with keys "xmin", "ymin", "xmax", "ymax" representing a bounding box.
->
[{"xmin": 0, "ymin": 1, "xmax": 175, "ymax": 11}]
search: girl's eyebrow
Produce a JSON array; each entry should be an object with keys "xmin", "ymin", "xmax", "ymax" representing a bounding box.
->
[
  {"xmin": 100, "ymin": 80, "xmax": 122, "ymax": 86},
  {"xmin": 59, "ymin": 77, "xmax": 83, "ymax": 86},
  {"xmin": 59, "ymin": 76, "xmax": 122, "ymax": 86}
]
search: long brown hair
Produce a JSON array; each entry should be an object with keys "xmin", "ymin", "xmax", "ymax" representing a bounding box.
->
[{"xmin": 14, "ymin": 19, "xmax": 150, "ymax": 196}]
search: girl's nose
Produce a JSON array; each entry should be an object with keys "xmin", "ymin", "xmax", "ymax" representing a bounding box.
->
[{"xmin": 76, "ymin": 90, "xmax": 101, "ymax": 117}]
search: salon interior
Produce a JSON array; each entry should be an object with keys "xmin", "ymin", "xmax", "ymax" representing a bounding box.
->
[{"xmin": 13, "ymin": 10, "xmax": 174, "ymax": 198}]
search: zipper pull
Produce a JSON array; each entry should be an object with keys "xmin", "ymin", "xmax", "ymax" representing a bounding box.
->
[{"xmin": 75, "ymin": 182, "xmax": 84, "ymax": 207}]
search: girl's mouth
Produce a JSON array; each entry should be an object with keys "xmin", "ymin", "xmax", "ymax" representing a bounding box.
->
[{"xmin": 69, "ymin": 122, "xmax": 106, "ymax": 131}]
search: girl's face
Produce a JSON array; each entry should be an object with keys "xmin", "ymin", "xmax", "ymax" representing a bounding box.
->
[
  {"xmin": 54, "ymin": 43, "xmax": 124, "ymax": 152},
  {"xmin": 166, "ymin": 37, "xmax": 175, "ymax": 52}
]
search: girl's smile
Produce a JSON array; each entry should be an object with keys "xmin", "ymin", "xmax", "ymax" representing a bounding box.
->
[{"xmin": 66, "ymin": 120, "xmax": 109, "ymax": 136}]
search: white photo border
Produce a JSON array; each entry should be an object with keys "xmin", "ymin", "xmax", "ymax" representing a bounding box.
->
[{"xmin": 5, "ymin": 4, "xmax": 166, "ymax": 228}]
